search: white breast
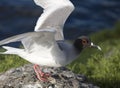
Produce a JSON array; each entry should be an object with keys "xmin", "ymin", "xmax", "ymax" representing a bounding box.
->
[{"xmin": 20, "ymin": 45, "xmax": 66, "ymax": 67}]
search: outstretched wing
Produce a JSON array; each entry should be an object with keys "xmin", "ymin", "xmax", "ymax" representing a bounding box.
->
[
  {"xmin": 34, "ymin": 0, "xmax": 74, "ymax": 40},
  {"xmin": 0, "ymin": 30, "xmax": 56, "ymax": 53}
]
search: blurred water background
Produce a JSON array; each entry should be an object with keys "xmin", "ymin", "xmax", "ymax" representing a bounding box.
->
[{"xmin": 0, "ymin": 0, "xmax": 120, "ymax": 40}]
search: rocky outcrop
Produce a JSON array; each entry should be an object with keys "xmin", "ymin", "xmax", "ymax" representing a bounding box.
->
[{"xmin": 0, "ymin": 64, "xmax": 99, "ymax": 88}]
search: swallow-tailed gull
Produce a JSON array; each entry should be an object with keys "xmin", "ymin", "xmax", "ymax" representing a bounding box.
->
[{"xmin": 0, "ymin": 0, "xmax": 101, "ymax": 82}]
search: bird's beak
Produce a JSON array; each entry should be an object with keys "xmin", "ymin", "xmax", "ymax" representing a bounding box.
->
[{"xmin": 90, "ymin": 42, "xmax": 102, "ymax": 51}]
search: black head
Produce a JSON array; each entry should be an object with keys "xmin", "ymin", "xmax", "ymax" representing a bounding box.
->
[
  {"xmin": 74, "ymin": 36, "xmax": 91, "ymax": 51},
  {"xmin": 73, "ymin": 36, "xmax": 101, "ymax": 51}
]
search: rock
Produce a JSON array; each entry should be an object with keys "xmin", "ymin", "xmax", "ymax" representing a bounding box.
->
[{"xmin": 0, "ymin": 64, "xmax": 99, "ymax": 88}]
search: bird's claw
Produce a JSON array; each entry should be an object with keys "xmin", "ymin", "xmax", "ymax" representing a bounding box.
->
[{"xmin": 33, "ymin": 64, "xmax": 51, "ymax": 82}]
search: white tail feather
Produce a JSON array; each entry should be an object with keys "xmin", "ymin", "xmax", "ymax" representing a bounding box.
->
[{"xmin": 0, "ymin": 46, "xmax": 23, "ymax": 55}]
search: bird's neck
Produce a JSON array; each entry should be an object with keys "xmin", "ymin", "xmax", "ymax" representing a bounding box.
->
[{"xmin": 73, "ymin": 44, "xmax": 83, "ymax": 53}]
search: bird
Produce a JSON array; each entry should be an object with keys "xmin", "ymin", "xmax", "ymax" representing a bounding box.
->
[{"xmin": 0, "ymin": 0, "xmax": 101, "ymax": 82}]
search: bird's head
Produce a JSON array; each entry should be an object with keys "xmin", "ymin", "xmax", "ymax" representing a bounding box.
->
[{"xmin": 74, "ymin": 36, "xmax": 101, "ymax": 51}]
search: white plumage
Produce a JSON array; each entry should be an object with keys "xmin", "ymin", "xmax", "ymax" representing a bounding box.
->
[
  {"xmin": 34, "ymin": 0, "xmax": 74, "ymax": 40},
  {"xmin": 0, "ymin": 0, "xmax": 76, "ymax": 67}
]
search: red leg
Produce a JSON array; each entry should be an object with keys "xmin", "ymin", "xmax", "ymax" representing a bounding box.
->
[{"xmin": 33, "ymin": 64, "xmax": 51, "ymax": 82}]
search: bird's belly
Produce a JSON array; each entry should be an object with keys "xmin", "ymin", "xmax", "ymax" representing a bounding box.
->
[{"xmin": 22, "ymin": 52, "xmax": 66, "ymax": 67}]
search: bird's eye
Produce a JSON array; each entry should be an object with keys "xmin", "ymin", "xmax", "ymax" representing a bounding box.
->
[{"xmin": 82, "ymin": 39, "xmax": 87, "ymax": 45}]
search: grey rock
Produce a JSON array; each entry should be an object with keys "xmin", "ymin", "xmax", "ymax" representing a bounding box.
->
[{"xmin": 0, "ymin": 64, "xmax": 99, "ymax": 88}]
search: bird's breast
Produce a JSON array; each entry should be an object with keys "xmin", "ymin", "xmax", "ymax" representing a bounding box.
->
[{"xmin": 21, "ymin": 46, "xmax": 67, "ymax": 67}]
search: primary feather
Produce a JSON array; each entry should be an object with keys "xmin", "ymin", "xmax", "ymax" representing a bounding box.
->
[{"xmin": 34, "ymin": 0, "xmax": 75, "ymax": 40}]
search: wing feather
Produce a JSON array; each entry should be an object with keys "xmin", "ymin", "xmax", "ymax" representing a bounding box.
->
[
  {"xmin": 34, "ymin": 0, "xmax": 74, "ymax": 40},
  {"xmin": 0, "ymin": 30, "xmax": 56, "ymax": 52}
]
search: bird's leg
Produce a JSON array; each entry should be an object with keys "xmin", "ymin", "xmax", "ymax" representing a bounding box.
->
[{"xmin": 33, "ymin": 64, "xmax": 51, "ymax": 82}]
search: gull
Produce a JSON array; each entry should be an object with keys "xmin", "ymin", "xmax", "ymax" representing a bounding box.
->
[{"xmin": 0, "ymin": 0, "xmax": 101, "ymax": 82}]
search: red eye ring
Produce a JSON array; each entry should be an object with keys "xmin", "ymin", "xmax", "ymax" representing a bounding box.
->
[{"xmin": 82, "ymin": 39, "xmax": 87, "ymax": 45}]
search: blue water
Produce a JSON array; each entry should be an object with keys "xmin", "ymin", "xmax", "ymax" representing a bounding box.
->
[{"xmin": 0, "ymin": 0, "xmax": 120, "ymax": 40}]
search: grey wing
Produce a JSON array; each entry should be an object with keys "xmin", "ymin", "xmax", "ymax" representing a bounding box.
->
[
  {"xmin": 0, "ymin": 30, "xmax": 56, "ymax": 52},
  {"xmin": 21, "ymin": 31, "xmax": 56, "ymax": 52}
]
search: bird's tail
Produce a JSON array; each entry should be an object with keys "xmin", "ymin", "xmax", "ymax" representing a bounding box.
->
[{"xmin": 0, "ymin": 46, "xmax": 23, "ymax": 55}]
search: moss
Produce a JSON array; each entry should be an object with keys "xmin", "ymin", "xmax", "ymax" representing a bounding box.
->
[
  {"xmin": 0, "ymin": 53, "xmax": 29, "ymax": 72},
  {"xmin": 68, "ymin": 22, "xmax": 120, "ymax": 88}
]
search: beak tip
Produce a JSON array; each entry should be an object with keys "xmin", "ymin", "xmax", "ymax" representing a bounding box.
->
[
  {"xmin": 91, "ymin": 42, "xmax": 102, "ymax": 51},
  {"xmin": 97, "ymin": 46, "xmax": 102, "ymax": 51}
]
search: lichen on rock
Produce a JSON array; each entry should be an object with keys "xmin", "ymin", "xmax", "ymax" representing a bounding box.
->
[{"xmin": 0, "ymin": 64, "xmax": 99, "ymax": 88}]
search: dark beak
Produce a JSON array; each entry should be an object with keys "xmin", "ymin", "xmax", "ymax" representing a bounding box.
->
[{"xmin": 90, "ymin": 42, "xmax": 101, "ymax": 51}]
